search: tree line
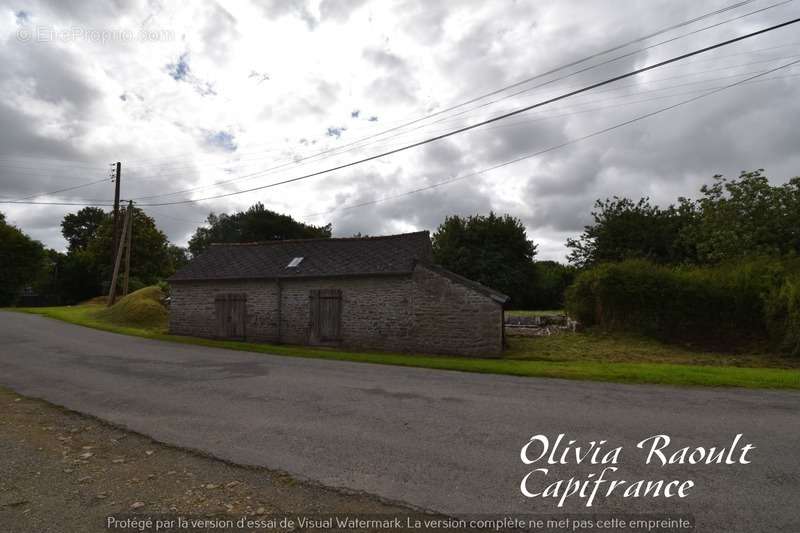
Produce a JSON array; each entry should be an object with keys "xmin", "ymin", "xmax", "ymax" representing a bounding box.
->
[
  {"xmin": 564, "ymin": 170, "xmax": 800, "ymax": 354},
  {"xmin": 566, "ymin": 170, "xmax": 800, "ymax": 267},
  {"xmin": 0, "ymin": 203, "xmax": 332, "ymax": 306},
  {"xmin": 2, "ymin": 170, "xmax": 798, "ymax": 319}
]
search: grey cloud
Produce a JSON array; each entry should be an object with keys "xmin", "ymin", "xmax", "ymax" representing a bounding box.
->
[
  {"xmin": 363, "ymin": 48, "xmax": 407, "ymax": 71},
  {"xmin": 3, "ymin": 0, "xmax": 800, "ymax": 262},
  {"xmin": 362, "ymin": 48, "xmax": 417, "ymax": 104},
  {"xmin": 365, "ymin": 76, "xmax": 416, "ymax": 104},
  {"xmin": 1, "ymin": 39, "xmax": 101, "ymax": 111},
  {"xmin": 319, "ymin": 0, "xmax": 367, "ymax": 23},
  {"xmin": 395, "ymin": 1, "xmax": 450, "ymax": 47},
  {"xmin": 329, "ymin": 177, "xmax": 493, "ymax": 238},
  {"xmin": 255, "ymin": 0, "xmax": 318, "ymax": 30},
  {"xmin": 200, "ymin": 2, "xmax": 240, "ymax": 64}
]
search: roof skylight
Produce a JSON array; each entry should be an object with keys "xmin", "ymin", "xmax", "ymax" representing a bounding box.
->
[{"xmin": 287, "ymin": 256, "xmax": 304, "ymax": 268}]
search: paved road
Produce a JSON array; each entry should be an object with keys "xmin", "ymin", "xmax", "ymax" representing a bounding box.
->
[{"xmin": 1, "ymin": 312, "xmax": 798, "ymax": 531}]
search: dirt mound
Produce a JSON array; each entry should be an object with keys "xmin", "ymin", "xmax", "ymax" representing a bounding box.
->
[{"xmin": 96, "ymin": 286, "xmax": 167, "ymax": 329}]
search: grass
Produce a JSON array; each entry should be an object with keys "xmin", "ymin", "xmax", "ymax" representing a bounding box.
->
[
  {"xmin": 505, "ymin": 309, "xmax": 564, "ymax": 317},
  {"xmin": 506, "ymin": 333, "xmax": 800, "ymax": 369},
  {"xmin": 8, "ymin": 294, "xmax": 800, "ymax": 390},
  {"xmin": 95, "ymin": 286, "xmax": 168, "ymax": 329}
]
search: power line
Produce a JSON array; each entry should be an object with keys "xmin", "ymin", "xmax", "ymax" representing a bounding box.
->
[
  {"xmin": 0, "ymin": 156, "xmax": 108, "ymax": 170},
  {"xmin": 4, "ymin": 64, "xmax": 796, "ymax": 213},
  {"xmin": 2, "ymin": 7, "xmax": 794, "ymax": 209},
  {"xmin": 287, "ymin": 55, "xmax": 800, "ymax": 155},
  {"xmin": 125, "ymin": 1, "xmax": 796, "ymax": 200},
  {"xmin": 302, "ymin": 58, "xmax": 800, "ymax": 219},
  {"xmin": 15, "ymin": 68, "xmax": 797, "ymax": 209},
  {"xmin": 131, "ymin": 17, "xmax": 800, "ymax": 207},
  {"xmin": 0, "ymin": 177, "xmax": 112, "ymax": 202},
  {"xmin": 335, "ymin": 69, "xmax": 800, "ymax": 148},
  {"xmin": 125, "ymin": 55, "xmax": 800, "ymax": 204},
  {"xmin": 121, "ymin": 0, "xmax": 767, "ymax": 172},
  {"xmin": 120, "ymin": 42, "xmax": 800, "ymax": 194},
  {"xmin": 0, "ymin": 200, "xmax": 116, "ymax": 206}
]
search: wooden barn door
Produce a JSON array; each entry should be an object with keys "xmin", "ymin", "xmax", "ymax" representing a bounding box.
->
[
  {"xmin": 309, "ymin": 289, "xmax": 342, "ymax": 344},
  {"xmin": 215, "ymin": 293, "xmax": 247, "ymax": 340}
]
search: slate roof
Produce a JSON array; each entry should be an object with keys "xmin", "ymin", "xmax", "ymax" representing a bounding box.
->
[{"xmin": 169, "ymin": 231, "xmax": 435, "ymax": 282}]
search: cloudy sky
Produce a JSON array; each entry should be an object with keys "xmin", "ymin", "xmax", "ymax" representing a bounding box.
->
[{"xmin": 0, "ymin": 0, "xmax": 798, "ymax": 260}]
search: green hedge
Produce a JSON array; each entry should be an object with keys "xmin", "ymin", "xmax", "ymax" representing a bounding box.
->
[
  {"xmin": 566, "ymin": 258, "xmax": 799, "ymax": 352},
  {"xmin": 765, "ymin": 277, "xmax": 800, "ymax": 356}
]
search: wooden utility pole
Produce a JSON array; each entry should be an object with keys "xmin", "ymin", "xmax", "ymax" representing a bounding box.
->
[
  {"xmin": 111, "ymin": 162, "xmax": 122, "ymax": 271},
  {"xmin": 122, "ymin": 201, "xmax": 133, "ymax": 296},
  {"xmin": 107, "ymin": 203, "xmax": 130, "ymax": 306}
]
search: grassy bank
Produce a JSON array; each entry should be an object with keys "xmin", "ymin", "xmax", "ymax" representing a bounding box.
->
[{"xmin": 9, "ymin": 294, "xmax": 800, "ymax": 390}]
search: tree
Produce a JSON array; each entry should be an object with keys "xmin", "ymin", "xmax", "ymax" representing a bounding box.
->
[
  {"xmin": 432, "ymin": 212, "xmax": 537, "ymax": 307},
  {"xmin": 0, "ymin": 212, "xmax": 46, "ymax": 305},
  {"xmin": 84, "ymin": 205, "xmax": 172, "ymax": 288},
  {"xmin": 566, "ymin": 170, "xmax": 800, "ymax": 268},
  {"xmin": 688, "ymin": 170, "xmax": 800, "ymax": 263},
  {"xmin": 528, "ymin": 261, "xmax": 577, "ymax": 309},
  {"xmin": 167, "ymin": 244, "xmax": 190, "ymax": 273},
  {"xmin": 188, "ymin": 202, "xmax": 332, "ymax": 256},
  {"xmin": 39, "ymin": 249, "xmax": 101, "ymax": 305},
  {"xmin": 61, "ymin": 207, "xmax": 109, "ymax": 252},
  {"xmin": 566, "ymin": 197, "xmax": 697, "ymax": 268}
]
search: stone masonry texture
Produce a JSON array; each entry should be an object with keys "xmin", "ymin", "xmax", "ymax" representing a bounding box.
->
[{"xmin": 169, "ymin": 264, "xmax": 503, "ymax": 357}]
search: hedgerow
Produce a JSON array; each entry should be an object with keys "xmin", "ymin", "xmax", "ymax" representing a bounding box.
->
[{"xmin": 566, "ymin": 258, "xmax": 800, "ymax": 353}]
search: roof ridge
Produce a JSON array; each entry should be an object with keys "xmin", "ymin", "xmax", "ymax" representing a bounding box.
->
[
  {"xmin": 209, "ymin": 230, "xmax": 430, "ymax": 247},
  {"xmin": 415, "ymin": 260, "xmax": 510, "ymax": 303}
]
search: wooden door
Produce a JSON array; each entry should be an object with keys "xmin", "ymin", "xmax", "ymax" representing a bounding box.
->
[
  {"xmin": 309, "ymin": 289, "xmax": 342, "ymax": 344},
  {"xmin": 215, "ymin": 293, "xmax": 246, "ymax": 340}
]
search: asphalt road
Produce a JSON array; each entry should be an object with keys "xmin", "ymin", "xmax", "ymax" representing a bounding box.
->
[{"xmin": 1, "ymin": 312, "xmax": 798, "ymax": 532}]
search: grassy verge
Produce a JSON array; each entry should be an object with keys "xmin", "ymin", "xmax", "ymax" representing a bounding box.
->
[{"xmin": 9, "ymin": 303, "xmax": 800, "ymax": 390}]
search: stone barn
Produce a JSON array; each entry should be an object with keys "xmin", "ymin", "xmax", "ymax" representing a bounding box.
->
[{"xmin": 168, "ymin": 231, "xmax": 509, "ymax": 357}]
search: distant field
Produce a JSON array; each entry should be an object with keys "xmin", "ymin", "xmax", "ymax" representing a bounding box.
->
[{"xmin": 10, "ymin": 290, "xmax": 800, "ymax": 389}]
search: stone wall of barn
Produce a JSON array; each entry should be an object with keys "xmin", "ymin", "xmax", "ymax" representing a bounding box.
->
[
  {"xmin": 169, "ymin": 280, "xmax": 280, "ymax": 342},
  {"xmin": 169, "ymin": 268, "xmax": 503, "ymax": 357},
  {"xmin": 410, "ymin": 264, "xmax": 504, "ymax": 357},
  {"xmin": 278, "ymin": 276, "xmax": 415, "ymax": 351}
]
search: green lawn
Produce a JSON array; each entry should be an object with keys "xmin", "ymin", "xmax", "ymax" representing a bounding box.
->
[{"xmin": 9, "ymin": 304, "xmax": 800, "ymax": 390}]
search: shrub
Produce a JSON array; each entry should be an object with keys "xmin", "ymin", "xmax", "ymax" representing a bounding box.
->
[
  {"xmin": 565, "ymin": 258, "xmax": 789, "ymax": 350},
  {"xmin": 764, "ymin": 276, "xmax": 800, "ymax": 356},
  {"xmin": 156, "ymin": 280, "xmax": 171, "ymax": 299}
]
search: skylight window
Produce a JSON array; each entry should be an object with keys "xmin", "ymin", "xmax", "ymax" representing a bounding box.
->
[{"xmin": 287, "ymin": 257, "xmax": 304, "ymax": 268}]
